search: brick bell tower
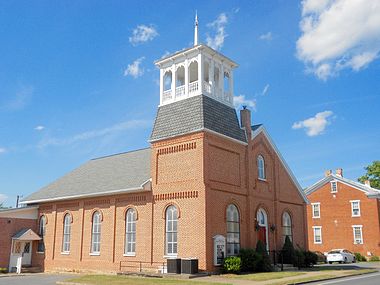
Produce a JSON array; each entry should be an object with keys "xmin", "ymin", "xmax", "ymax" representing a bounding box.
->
[{"xmin": 149, "ymin": 15, "xmax": 247, "ymax": 271}]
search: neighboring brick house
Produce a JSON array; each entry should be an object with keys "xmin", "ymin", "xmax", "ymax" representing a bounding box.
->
[
  {"xmin": 2, "ymin": 27, "xmax": 308, "ymax": 273},
  {"xmin": 305, "ymin": 169, "xmax": 380, "ymax": 258}
]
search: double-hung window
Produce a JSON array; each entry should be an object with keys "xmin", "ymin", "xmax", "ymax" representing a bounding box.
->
[
  {"xmin": 330, "ymin": 181, "xmax": 337, "ymax": 193},
  {"xmin": 352, "ymin": 225, "xmax": 363, "ymax": 244},
  {"xmin": 91, "ymin": 211, "xmax": 101, "ymax": 254},
  {"xmin": 313, "ymin": 226, "xmax": 322, "ymax": 244},
  {"xmin": 350, "ymin": 200, "xmax": 361, "ymax": 217},
  {"xmin": 165, "ymin": 205, "xmax": 178, "ymax": 256},
  {"xmin": 311, "ymin": 203, "xmax": 320, "ymax": 218},
  {"xmin": 62, "ymin": 214, "xmax": 71, "ymax": 253},
  {"xmin": 257, "ymin": 155, "xmax": 266, "ymax": 180},
  {"xmin": 125, "ymin": 208, "xmax": 136, "ymax": 255}
]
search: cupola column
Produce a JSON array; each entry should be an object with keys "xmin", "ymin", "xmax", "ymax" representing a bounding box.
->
[
  {"xmin": 198, "ymin": 53, "xmax": 203, "ymax": 95},
  {"xmin": 184, "ymin": 59, "xmax": 189, "ymax": 97},
  {"xmin": 171, "ymin": 63, "xmax": 176, "ymax": 102}
]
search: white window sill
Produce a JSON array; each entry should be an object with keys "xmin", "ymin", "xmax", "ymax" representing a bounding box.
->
[
  {"xmin": 352, "ymin": 215, "xmax": 361, "ymax": 217},
  {"xmin": 123, "ymin": 253, "xmax": 136, "ymax": 257},
  {"xmin": 314, "ymin": 242, "xmax": 322, "ymax": 244},
  {"xmin": 61, "ymin": 252, "xmax": 70, "ymax": 255},
  {"xmin": 37, "ymin": 252, "xmax": 45, "ymax": 254},
  {"xmin": 163, "ymin": 255, "xmax": 178, "ymax": 259},
  {"xmin": 89, "ymin": 252, "xmax": 100, "ymax": 256},
  {"xmin": 312, "ymin": 216, "xmax": 320, "ymax": 219},
  {"xmin": 258, "ymin": 178, "xmax": 267, "ymax": 182}
]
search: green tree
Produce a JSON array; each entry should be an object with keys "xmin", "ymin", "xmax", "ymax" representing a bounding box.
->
[{"xmin": 358, "ymin": 161, "xmax": 380, "ymax": 190}]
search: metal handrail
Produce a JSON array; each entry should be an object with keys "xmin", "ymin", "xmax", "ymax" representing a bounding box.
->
[{"xmin": 119, "ymin": 260, "xmax": 167, "ymax": 273}]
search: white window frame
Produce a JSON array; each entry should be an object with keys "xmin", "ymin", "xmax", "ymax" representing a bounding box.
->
[
  {"xmin": 124, "ymin": 208, "xmax": 136, "ymax": 256},
  {"xmin": 62, "ymin": 213, "xmax": 71, "ymax": 253},
  {"xmin": 90, "ymin": 211, "xmax": 101, "ymax": 255},
  {"xmin": 350, "ymin": 200, "xmax": 361, "ymax": 217},
  {"xmin": 312, "ymin": 226, "xmax": 322, "ymax": 244},
  {"xmin": 330, "ymin": 181, "xmax": 338, "ymax": 193},
  {"xmin": 226, "ymin": 204, "xmax": 240, "ymax": 256},
  {"xmin": 311, "ymin": 203, "xmax": 320, "ymax": 218},
  {"xmin": 352, "ymin": 225, "xmax": 363, "ymax": 244},
  {"xmin": 165, "ymin": 205, "xmax": 178, "ymax": 257},
  {"xmin": 257, "ymin": 155, "xmax": 266, "ymax": 180}
]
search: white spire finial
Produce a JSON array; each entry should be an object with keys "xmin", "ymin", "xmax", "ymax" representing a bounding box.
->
[{"xmin": 194, "ymin": 11, "xmax": 199, "ymax": 46}]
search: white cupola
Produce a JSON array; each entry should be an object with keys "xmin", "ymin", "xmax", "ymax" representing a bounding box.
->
[{"xmin": 154, "ymin": 14, "xmax": 238, "ymax": 107}]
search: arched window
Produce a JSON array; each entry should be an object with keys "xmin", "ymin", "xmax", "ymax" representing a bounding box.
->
[
  {"xmin": 226, "ymin": 204, "xmax": 240, "ymax": 256},
  {"xmin": 176, "ymin": 66, "xmax": 185, "ymax": 87},
  {"xmin": 62, "ymin": 213, "xmax": 71, "ymax": 253},
  {"xmin": 125, "ymin": 208, "xmax": 136, "ymax": 255},
  {"xmin": 224, "ymin": 71, "xmax": 230, "ymax": 92},
  {"xmin": 189, "ymin": 61, "xmax": 198, "ymax": 83},
  {"xmin": 256, "ymin": 208, "xmax": 269, "ymax": 251},
  {"xmin": 164, "ymin": 70, "xmax": 172, "ymax": 91},
  {"xmin": 257, "ymin": 155, "xmax": 266, "ymax": 180},
  {"xmin": 38, "ymin": 215, "xmax": 46, "ymax": 252},
  {"xmin": 91, "ymin": 211, "xmax": 101, "ymax": 254},
  {"xmin": 165, "ymin": 205, "xmax": 178, "ymax": 256},
  {"xmin": 282, "ymin": 212, "xmax": 292, "ymax": 243}
]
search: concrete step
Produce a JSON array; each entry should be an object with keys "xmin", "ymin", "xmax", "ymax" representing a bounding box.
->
[{"xmin": 21, "ymin": 266, "xmax": 42, "ymax": 273}]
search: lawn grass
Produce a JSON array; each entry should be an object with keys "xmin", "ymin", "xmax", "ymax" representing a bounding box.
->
[
  {"xmin": 222, "ymin": 271, "xmax": 305, "ymax": 281},
  {"xmin": 266, "ymin": 269, "xmax": 377, "ymax": 285},
  {"xmin": 65, "ymin": 274, "xmax": 231, "ymax": 285}
]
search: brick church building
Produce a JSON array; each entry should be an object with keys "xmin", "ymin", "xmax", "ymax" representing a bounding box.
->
[{"xmin": 0, "ymin": 20, "xmax": 308, "ymax": 273}]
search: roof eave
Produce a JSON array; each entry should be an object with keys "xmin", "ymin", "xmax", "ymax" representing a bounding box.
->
[{"xmin": 20, "ymin": 186, "xmax": 151, "ymax": 205}]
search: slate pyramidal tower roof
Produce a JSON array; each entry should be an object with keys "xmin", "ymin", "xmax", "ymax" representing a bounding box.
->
[{"xmin": 150, "ymin": 18, "xmax": 246, "ymax": 143}]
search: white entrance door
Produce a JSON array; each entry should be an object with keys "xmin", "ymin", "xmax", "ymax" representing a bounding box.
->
[
  {"xmin": 22, "ymin": 242, "xmax": 32, "ymax": 266},
  {"xmin": 9, "ymin": 241, "xmax": 32, "ymax": 271}
]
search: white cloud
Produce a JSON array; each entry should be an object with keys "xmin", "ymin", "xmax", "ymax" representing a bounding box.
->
[
  {"xmin": 38, "ymin": 119, "xmax": 151, "ymax": 148},
  {"xmin": 34, "ymin": 125, "xmax": 45, "ymax": 131},
  {"xmin": 259, "ymin": 32, "xmax": 273, "ymax": 41},
  {"xmin": 206, "ymin": 13, "xmax": 228, "ymax": 50},
  {"xmin": 0, "ymin": 194, "xmax": 7, "ymax": 204},
  {"xmin": 292, "ymin": 111, "xmax": 334, "ymax": 136},
  {"xmin": 297, "ymin": 0, "xmax": 380, "ymax": 80},
  {"xmin": 124, "ymin": 57, "xmax": 145, "ymax": 78},
  {"xmin": 261, "ymin": 84, "xmax": 270, "ymax": 96},
  {"xmin": 129, "ymin": 25, "xmax": 158, "ymax": 45},
  {"xmin": 0, "ymin": 147, "xmax": 6, "ymax": 154},
  {"xmin": 233, "ymin": 95, "xmax": 256, "ymax": 110}
]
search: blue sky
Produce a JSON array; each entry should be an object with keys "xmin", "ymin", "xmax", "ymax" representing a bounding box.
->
[{"xmin": 1, "ymin": 0, "xmax": 379, "ymax": 207}]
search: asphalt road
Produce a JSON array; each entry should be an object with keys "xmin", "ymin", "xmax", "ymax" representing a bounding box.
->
[
  {"xmin": 309, "ymin": 272, "xmax": 380, "ymax": 285},
  {"xmin": 0, "ymin": 274, "xmax": 73, "ymax": 285}
]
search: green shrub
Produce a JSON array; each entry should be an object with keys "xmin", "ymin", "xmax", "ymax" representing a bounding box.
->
[
  {"xmin": 369, "ymin": 256, "xmax": 380, "ymax": 262},
  {"xmin": 255, "ymin": 240, "xmax": 273, "ymax": 272},
  {"xmin": 239, "ymin": 248, "xmax": 257, "ymax": 272},
  {"xmin": 304, "ymin": 251, "xmax": 318, "ymax": 267},
  {"xmin": 282, "ymin": 236, "xmax": 295, "ymax": 264},
  {"xmin": 354, "ymin": 252, "xmax": 367, "ymax": 262},
  {"xmin": 223, "ymin": 256, "xmax": 241, "ymax": 273}
]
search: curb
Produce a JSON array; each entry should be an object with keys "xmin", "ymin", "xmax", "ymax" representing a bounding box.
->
[{"xmin": 290, "ymin": 269, "xmax": 379, "ymax": 285}]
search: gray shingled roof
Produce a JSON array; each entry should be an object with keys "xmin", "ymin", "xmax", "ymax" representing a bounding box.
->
[
  {"xmin": 22, "ymin": 148, "xmax": 151, "ymax": 203},
  {"xmin": 150, "ymin": 95, "xmax": 247, "ymax": 143}
]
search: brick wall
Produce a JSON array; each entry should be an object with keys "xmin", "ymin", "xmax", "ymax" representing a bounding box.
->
[
  {"xmin": 307, "ymin": 180, "xmax": 380, "ymax": 257},
  {"xmin": 36, "ymin": 129, "xmax": 307, "ymax": 273}
]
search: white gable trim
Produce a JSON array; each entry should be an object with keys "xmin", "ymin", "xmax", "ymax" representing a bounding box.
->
[
  {"xmin": 305, "ymin": 174, "xmax": 380, "ymax": 198},
  {"xmin": 251, "ymin": 125, "xmax": 308, "ymax": 204}
]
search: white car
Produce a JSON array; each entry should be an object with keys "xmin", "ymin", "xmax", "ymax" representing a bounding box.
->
[{"xmin": 327, "ymin": 249, "xmax": 356, "ymax": 264}]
